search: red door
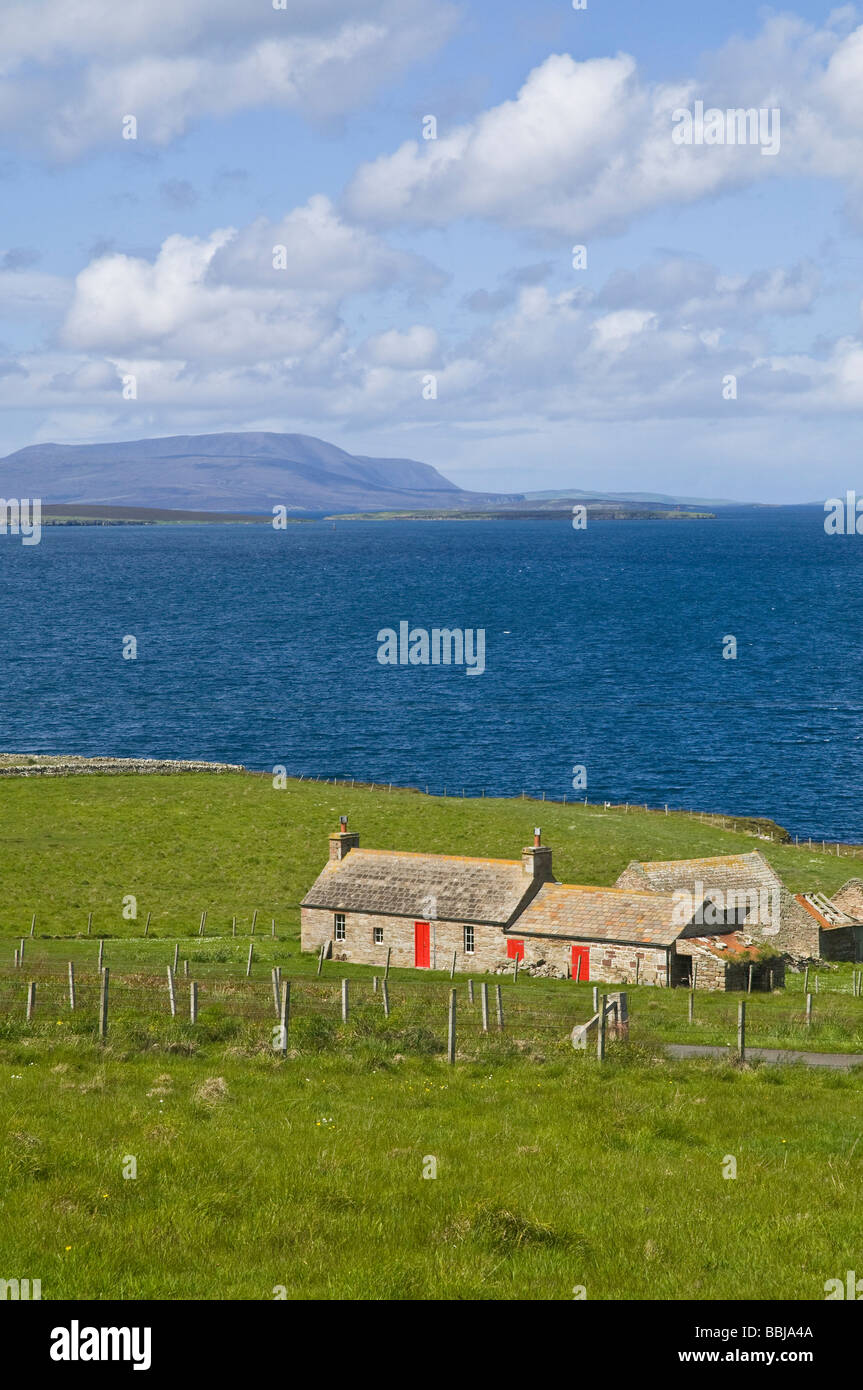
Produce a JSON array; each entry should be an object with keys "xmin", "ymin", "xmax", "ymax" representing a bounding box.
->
[
  {"xmin": 507, "ymin": 939, "xmax": 524, "ymax": 961},
  {"xmin": 571, "ymin": 946, "xmax": 590, "ymax": 982},
  {"xmin": 414, "ymin": 921, "xmax": 430, "ymax": 968}
]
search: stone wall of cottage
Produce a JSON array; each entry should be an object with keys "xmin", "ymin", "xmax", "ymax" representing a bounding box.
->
[
  {"xmin": 673, "ymin": 940, "xmax": 728, "ymax": 991},
  {"xmin": 300, "ymin": 907, "xmax": 511, "ymax": 973},
  {"xmin": 301, "ymin": 908, "xmax": 673, "ymax": 984},
  {"xmin": 499, "ymin": 935, "xmax": 668, "ymax": 986}
]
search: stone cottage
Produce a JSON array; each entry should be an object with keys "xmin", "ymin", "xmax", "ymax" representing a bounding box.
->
[
  {"xmin": 300, "ymin": 820, "xmax": 554, "ymax": 974},
  {"xmin": 300, "ymin": 822, "xmax": 786, "ymax": 988}
]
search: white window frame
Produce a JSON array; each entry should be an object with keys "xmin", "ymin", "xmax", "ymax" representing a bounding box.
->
[
  {"xmin": 463, "ymin": 925, "xmax": 475, "ymax": 954},
  {"xmin": 334, "ymin": 913, "xmax": 346, "ymax": 942},
  {"xmin": 373, "ymin": 926, "xmax": 384, "ymax": 945}
]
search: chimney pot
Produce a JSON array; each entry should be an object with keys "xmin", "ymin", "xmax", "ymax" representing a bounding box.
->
[
  {"xmin": 534, "ymin": 827, "xmax": 542, "ymax": 847},
  {"xmin": 340, "ymin": 816, "xmax": 348, "ymax": 832}
]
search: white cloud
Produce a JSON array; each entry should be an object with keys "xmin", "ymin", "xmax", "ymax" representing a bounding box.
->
[
  {"xmin": 60, "ymin": 198, "xmax": 436, "ymax": 362},
  {"xmin": 345, "ymin": 15, "xmax": 863, "ymax": 237},
  {"xmin": 363, "ymin": 324, "xmax": 440, "ymax": 366},
  {"xmin": 0, "ymin": 0, "xmax": 458, "ymax": 158}
]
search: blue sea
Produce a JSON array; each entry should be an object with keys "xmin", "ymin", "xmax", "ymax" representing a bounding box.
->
[{"xmin": 1, "ymin": 508, "xmax": 862, "ymax": 842}]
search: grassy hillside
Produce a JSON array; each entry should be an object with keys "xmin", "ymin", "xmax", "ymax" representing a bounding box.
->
[
  {"xmin": 0, "ymin": 772, "xmax": 857, "ymax": 938},
  {"xmin": 1, "ymin": 772, "xmax": 862, "ymax": 1301}
]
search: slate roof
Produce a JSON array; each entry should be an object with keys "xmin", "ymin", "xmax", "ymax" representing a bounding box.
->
[
  {"xmin": 797, "ymin": 894, "xmax": 855, "ymax": 931},
  {"xmin": 615, "ymin": 851, "xmax": 780, "ymax": 895},
  {"xmin": 300, "ymin": 849, "xmax": 535, "ymax": 925},
  {"xmin": 513, "ymin": 883, "xmax": 682, "ymax": 946}
]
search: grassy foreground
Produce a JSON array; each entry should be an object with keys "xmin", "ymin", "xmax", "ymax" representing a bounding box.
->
[
  {"xmin": 1, "ymin": 771, "xmax": 861, "ymax": 1301},
  {"xmin": 2, "ymin": 1035, "xmax": 861, "ymax": 1300}
]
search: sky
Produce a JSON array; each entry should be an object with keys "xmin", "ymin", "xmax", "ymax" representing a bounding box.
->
[{"xmin": 2, "ymin": 0, "xmax": 863, "ymax": 501}]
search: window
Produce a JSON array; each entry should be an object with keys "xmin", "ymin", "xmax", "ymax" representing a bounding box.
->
[
  {"xmin": 373, "ymin": 926, "xmax": 384, "ymax": 945},
  {"xmin": 463, "ymin": 925, "xmax": 475, "ymax": 954},
  {"xmin": 334, "ymin": 913, "xmax": 346, "ymax": 941}
]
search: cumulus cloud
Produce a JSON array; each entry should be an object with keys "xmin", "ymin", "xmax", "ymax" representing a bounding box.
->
[
  {"xmin": 345, "ymin": 14, "xmax": 863, "ymax": 237},
  {"xmin": 0, "ymin": 0, "xmax": 458, "ymax": 158},
  {"xmin": 60, "ymin": 197, "xmax": 441, "ymax": 362}
]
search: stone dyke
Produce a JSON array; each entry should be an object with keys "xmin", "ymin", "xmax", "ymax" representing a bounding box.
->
[{"xmin": 0, "ymin": 755, "xmax": 246, "ymax": 777}]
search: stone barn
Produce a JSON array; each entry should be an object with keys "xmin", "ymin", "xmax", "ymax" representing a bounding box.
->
[
  {"xmin": 613, "ymin": 852, "xmax": 822, "ymax": 958},
  {"xmin": 511, "ymin": 884, "xmax": 783, "ymax": 990}
]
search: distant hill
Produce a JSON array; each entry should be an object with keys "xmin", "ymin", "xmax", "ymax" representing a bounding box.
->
[{"xmin": 0, "ymin": 432, "xmax": 515, "ymax": 513}]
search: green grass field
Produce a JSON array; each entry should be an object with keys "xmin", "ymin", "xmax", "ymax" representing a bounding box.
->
[
  {"xmin": 0, "ymin": 770, "xmax": 858, "ymax": 936},
  {"xmin": 1, "ymin": 773, "xmax": 862, "ymax": 1300}
]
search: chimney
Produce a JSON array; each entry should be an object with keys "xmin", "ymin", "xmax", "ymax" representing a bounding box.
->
[
  {"xmin": 329, "ymin": 815, "xmax": 360, "ymax": 861},
  {"xmin": 522, "ymin": 827, "xmax": 553, "ymax": 881}
]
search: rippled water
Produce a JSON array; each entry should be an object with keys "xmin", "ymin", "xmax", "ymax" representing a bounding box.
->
[{"xmin": 1, "ymin": 508, "xmax": 861, "ymax": 841}]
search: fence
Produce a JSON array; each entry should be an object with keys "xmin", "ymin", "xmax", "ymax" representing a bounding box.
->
[{"xmin": 0, "ymin": 958, "xmax": 581, "ymax": 1059}]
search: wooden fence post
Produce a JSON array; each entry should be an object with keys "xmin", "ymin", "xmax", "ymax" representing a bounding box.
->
[
  {"xmin": 144, "ymin": 912, "xmax": 151, "ymax": 937},
  {"xmin": 496, "ymin": 983, "xmax": 504, "ymax": 1030},
  {"xmin": 688, "ymin": 990, "xmax": 694, "ymax": 1023},
  {"xmin": 468, "ymin": 979, "xmax": 474, "ymax": 1004},
  {"xmin": 26, "ymin": 981, "xmax": 36, "ymax": 1021},
  {"xmin": 317, "ymin": 942, "xmax": 325, "ymax": 976},
  {"xmin": 373, "ymin": 975, "xmax": 379, "ymax": 993},
  {"xmin": 14, "ymin": 948, "xmax": 19, "ymax": 968},
  {"xmin": 278, "ymin": 981, "xmax": 291, "ymax": 1053},
  {"xmin": 481, "ymin": 980, "xmax": 489, "ymax": 1033},
  {"xmin": 747, "ymin": 964, "xmax": 753, "ymax": 995},
  {"xmin": 592, "ymin": 985, "xmax": 599, "ymax": 1013},
  {"xmin": 803, "ymin": 965, "xmax": 809, "ymax": 995},
  {"xmin": 173, "ymin": 943, "xmax": 179, "ymax": 972},
  {"xmin": 183, "ymin": 959, "xmax": 189, "ymax": 978},
  {"xmin": 98, "ymin": 938, "xmax": 104, "ymax": 972},
  {"xmin": 806, "ymin": 992, "xmax": 813, "ymax": 1026},
  {"xmin": 447, "ymin": 989, "xmax": 457, "ymax": 1063},
  {"xmin": 737, "ymin": 1000, "xmax": 746, "ymax": 1061},
  {"xmin": 385, "ymin": 947, "xmax": 392, "ymax": 981},
  {"xmin": 381, "ymin": 979, "xmax": 390, "ymax": 1018},
  {"xmin": 87, "ymin": 912, "xmax": 92, "ymax": 936},
  {"xmin": 232, "ymin": 916, "xmax": 237, "ymax": 937},
  {"xmin": 271, "ymin": 918, "xmax": 276, "ymax": 938},
  {"xmin": 450, "ymin": 950, "xmax": 456, "ymax": 980},
  {"xmin": 246, "ymin": 943, "xmax": 254, "ymax": 977},
  {"xmin": 190, "ymin": 980, "xmax": 198, "ymax": 1024},
  {"xmin": 341, "ymin": 978, "xmax": 349, "ymax": 1023},
  {"xmin": 18, "ymin": 938, "xmax": 24, "ymax": 964},
  {"xmin": 68, "ymin": 961, "xmax": 75, "ymax": 1010},
  {"xmin": 30, "ymin": 913, "xmax": 36, "ymax": 938},
  {"xmin": 271, "ymin": 968, "xmax": 281, "ymax": 1017},
  {"xmin": 167, "ymin": 966, "xmax": 176, "ymax": 1017},
  {"xmin": 692, "ymin": 960, "xmax": 698, "ymax": 991},
  {"xmin": 513, "ymin": 954, "xmax": 519, "ymax": 983},
  {"xmin": 251, "ymin": 910, "xmax": 257, "ymax": 936},
  {"xmin": 597, "ymin": 994, "xmax": 607, "ymax": 1061},
  {"xmin": 99, "ymin": 968, "xmax": 109, "ymax": 1040}
]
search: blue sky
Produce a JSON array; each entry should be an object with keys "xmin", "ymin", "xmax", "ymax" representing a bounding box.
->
[{"xmin": 1, "ymin": 0, "xmax": 863, "ymax": 500}]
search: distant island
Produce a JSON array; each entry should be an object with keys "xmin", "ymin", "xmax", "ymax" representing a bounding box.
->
[{"xmin": 326, "ymin": 505, "xmax": 716, "ymax": 522}]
